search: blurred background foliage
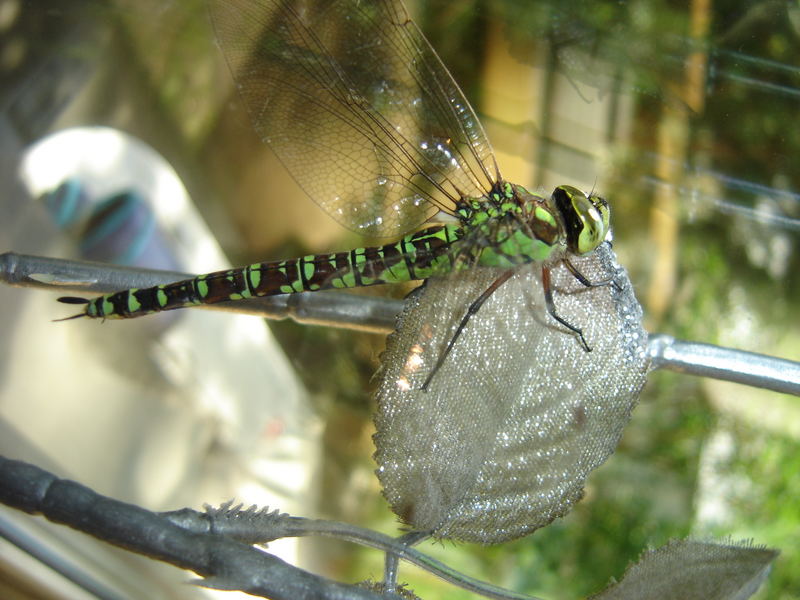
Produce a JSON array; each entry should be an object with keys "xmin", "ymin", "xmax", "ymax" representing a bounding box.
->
[{"xmin": 2, "ymin": 0, "xmax": 798, "ymax": 598}]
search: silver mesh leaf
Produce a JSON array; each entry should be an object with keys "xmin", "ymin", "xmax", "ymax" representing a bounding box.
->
[
  {"xmin": 588, "ymin": 538, "xmax": 779, "ymax": 600},
  {"xmin": 374, "ymin": 244, "xmax": 650, "ymax": 543}
]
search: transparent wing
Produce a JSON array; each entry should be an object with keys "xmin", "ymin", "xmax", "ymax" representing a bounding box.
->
[
  {"xmin": 209, "ymin": 0, "xmax": 497, "ymax": 238},
  {"xmin": 374, "ymin": 244, "xmax": 650, "ymax": 543}
]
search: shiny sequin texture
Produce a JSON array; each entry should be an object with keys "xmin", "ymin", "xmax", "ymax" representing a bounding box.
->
[{"xmin": 374, "ymin": 243, "xmax": 649, "ymax": 543}]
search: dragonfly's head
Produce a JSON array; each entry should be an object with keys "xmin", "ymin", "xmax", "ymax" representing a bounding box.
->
[{"xmin": 553, "ymin": 185, "xmax": 611, "ymax": 255}]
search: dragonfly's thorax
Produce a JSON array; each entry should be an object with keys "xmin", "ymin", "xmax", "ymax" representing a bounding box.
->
[{"xmin": 454, "ymin": 181, "xmax": 567, "ymax": 269}]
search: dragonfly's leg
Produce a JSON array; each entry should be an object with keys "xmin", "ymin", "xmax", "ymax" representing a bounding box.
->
[
  {"xmin": 382, "ymin": 530, "xmax": 430, "ymax": 593},
  {"xmin": 542, "ymin": 265, "xmax": 592, "ymax": 352},
  {"xmin": 562, "ymin": 256, "xmax": 621, "ymax": 291},
  {"xmin": 421, "ymin": 270, "xmax": 514, "ymax": 391}
]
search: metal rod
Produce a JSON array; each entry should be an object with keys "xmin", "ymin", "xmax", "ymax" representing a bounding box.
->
[
  {"xmin": 647, "ymin": 334, "xmax": 800, "ymax": 396},
  {"xmin": 3, "ymin": 251, "xmax": 799, "ymax": 397}
]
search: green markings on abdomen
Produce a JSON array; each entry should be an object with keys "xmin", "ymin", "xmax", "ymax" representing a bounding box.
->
[{"xmin": 85, "ymin": 224, "xmax": 462, "ymax": 319}]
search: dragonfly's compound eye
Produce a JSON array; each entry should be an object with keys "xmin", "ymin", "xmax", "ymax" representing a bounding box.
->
[{"xmin": 554, "ymin": 185, "xmax": 611, "ymax": 255}]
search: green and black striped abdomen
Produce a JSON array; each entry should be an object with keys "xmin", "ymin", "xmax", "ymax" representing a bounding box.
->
[{"xmin": 73, "ymin": 224, "xmax": 461, "ymax": 319}]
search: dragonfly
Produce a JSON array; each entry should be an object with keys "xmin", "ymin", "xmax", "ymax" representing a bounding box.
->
[
  {"xmin": 59, "ymin": 0, "xmax": 609, "ymax": 379},
  {"xmin": 59, "ymin": 0, "xmax": 649, "ymax": 543}
]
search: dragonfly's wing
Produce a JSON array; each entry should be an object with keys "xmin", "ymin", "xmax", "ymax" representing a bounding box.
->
[
  {"xmin": 209, "ymin": 0, "xmax": 497, "ymax": 238},
  {"xmin": 374, "ymin": 244, "xmax": 649, "ymax": 543}
]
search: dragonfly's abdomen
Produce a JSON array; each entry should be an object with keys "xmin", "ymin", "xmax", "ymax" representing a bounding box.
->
[{"xmin": 82, "ymin": 225, "xmax": 461, "ymax": 319}]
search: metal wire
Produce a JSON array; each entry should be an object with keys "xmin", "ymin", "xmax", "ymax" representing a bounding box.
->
[
  {"xmin": 3, "ymin": 251, "xmax": 799, "ymax": 397},
  {"xmin": 0, "ymin": 455, "xmax": 384, "ymax": 600}
]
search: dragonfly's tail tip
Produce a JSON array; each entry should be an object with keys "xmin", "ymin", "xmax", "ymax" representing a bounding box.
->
[
  {"xmin": 54, "ymin": 297, "xmax": 91, "ymax": 322},
  {"xmin": 53, "ymin": 312, "xmax": 88, "ymax": 322},
  {"xmin": 57, "ymin": 296, "xmax": 91, "ymax": 305}
]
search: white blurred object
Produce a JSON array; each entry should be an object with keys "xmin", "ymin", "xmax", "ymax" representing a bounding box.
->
[{"xmin": 1, "ymin": 126, "xmax": 317, "ymax": 598}]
